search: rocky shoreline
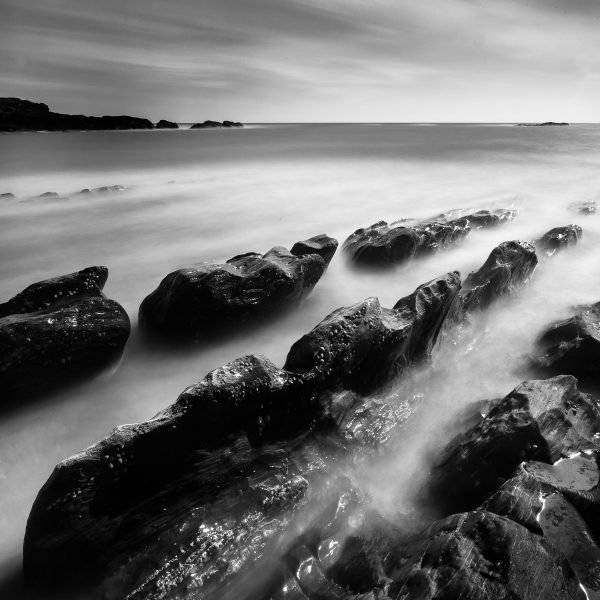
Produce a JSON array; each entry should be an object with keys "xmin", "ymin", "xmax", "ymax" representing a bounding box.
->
[
  {"xmin": 0, "ymin": 97, "xmax": 244, "ymax": 132},
  {"xmin": 5, "ymin": 204, "xmax": 597, "ymax": 599}
]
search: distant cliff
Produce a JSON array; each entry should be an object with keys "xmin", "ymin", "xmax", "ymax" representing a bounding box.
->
[
  {"xmin": 0, "ymin": 98, "xmax": 154, "ymax": 132},
  {"xmin": 190, "ymin": 120, "xmax": 243, "ymax": 129}
]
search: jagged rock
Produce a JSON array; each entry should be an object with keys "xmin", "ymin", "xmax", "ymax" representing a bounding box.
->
[
  {"xmin": 531, "ymin": 302, "xmax": 600, "ymax": 381},
  {"xmin": 570, "ymin": 201, "xmax": 596, "ymax": 215},
  {"xmin": 534, "ymin": 224, "xmax": 582, "ymax": 255},
  {"xmin": 387, "ymin": 510, "xmax": 585, "ymax": 600},
  {"xmin": 291, "ymin": 234, "xmax": 339, "ymax": 266},
  {"xmin": 0, "ymin": 267, "xmax": 130, "ymax": 401},
  {"xmin": 427, "ymin": 376, "xmax": 600, "ymax": 515},
  {"xmin": 223, "ymin": 120, "xmax": 243, "ymax": 128},
  {"xmin": 95, "ymin": 184, "xmax": 126, "ymax": 193},
  {"xmin": 24, "ymin": 273, "xmax": 462, "ymax": 599},
  {"xmin": 284, "ymin": 272, "xmax": 461, "ymax": 394},
  {"xmin": 156, "ymin": 119, "xmax": 178, "ymax": 129},
  {"xmin": 138, "ymin": 238, "xmax": 338, "ymax": 339},
  {"xmin": 1, "ymin": 192, "xmax": 15, "ymax": 198},
  {"xmin": 461, "ymin": 240, "xmax": 538, "ymax": 312},
  {"xmin": 0, "ymin": 97, "xmax": 154, "ymax": 131},
  {"xmin": 343, "ymin": 209, "xmax": 514, "ymax": 267}
]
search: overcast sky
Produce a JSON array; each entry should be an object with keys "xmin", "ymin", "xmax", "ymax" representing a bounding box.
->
[{"xmin": 1, "ymin": 0, "xmax": 599, "ymax": 122}]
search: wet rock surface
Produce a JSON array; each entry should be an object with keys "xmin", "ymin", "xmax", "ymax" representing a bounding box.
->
[
  {"xmin": 534, "ymin": 224, "xmax": 582, "ymax": 255},
  {"xmin": 531, "ymin": 302, "xmax": 600, "ymax": 381},
  {"xmin": 342, "ymin": 208, "xmax": 515, "ymax": 267},
  {"xmin": 570, "ymin": 200, "xmax": 597, "ymax": 215},
  {"xmin": 138, "ymin": 237, "xmax": 338, "ymax": 339},
  {"xmin": 24, "ymin": 272, "xmax": 462, "ymax": 599},
  {"xmin": 461, "ymin": 240, "xmax": 538, "ymax": 312},
  {"xmin": 0, "ymin": 267, "xmax": 130, "ymax": 402},
  {"xmin": 0, "ymin": 97, "xmax": 154, "ymax": 131}
]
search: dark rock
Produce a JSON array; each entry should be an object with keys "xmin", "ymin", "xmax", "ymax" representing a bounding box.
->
[
  {"xmin": 343, "ymin": 209, "xmax": 515, "ymax": 267},
  {"xmin": 190, "ymin": 120, "xmax": 222, "ymax": 128},
  {"xmin": 461, "ymin": 240, "xmax": 538, "ymax": 312},
  {"xmin": 138, "ymin": 240, "xmax": 337, "ymax": 339},
  {"xmin": 290, "ymin": 234, "xmax": 339, "ymax": 266},
  {"xmin": 387, "ymin": 510, "xmax": 584, "ymax": 600},
  {"xmin": 284, "ymin": 271, "xmax": 461, "ymax": 394},
  {"xmin": 428, "ymin": 375, "xmax": 600, "ymax": 515},
  {"xmin": 94, "ymin": 184, "xmax": 126, "ymax": 193},
  {"xmin": 156, "ymin": 119, "xmax": 179, "ymax": 129},
  {"xmin": 531, "ymin": 302, "xmax": 600, "ymax": 381},
  {"xmin": 516, "ymin": 122, "xmax": 569, "ymax": 126},
  {"xmin": 534, "ymin": 224, "xmax": 582, "ymax": 255},
  {"xmin": 0, "ymin": 267, "xmax": 130, "ymax": 401},
  {"xmin": 1, "ymin": 192, "xmax": 15, "ymax": 198},
  {"xmin": 77, "ymin": 188, "xmax": 91, "ymax": 195},
  {"xmin": 38, "ymin": 191, "xmax": 59, "ymax": 198},
  {"xmin": 570, "ymin": 201, "xmax": 596, "ymax": 215},
  {"xmin": 0, "ymin": 97, "xmax": 154, "ymax": 132},
  {"xmin": 222, "ymin": 120, "xmax": 243, "ymax": 128}
]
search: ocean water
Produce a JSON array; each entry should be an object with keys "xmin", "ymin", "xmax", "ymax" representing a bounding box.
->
[{"xmin": 1, "ymin": 123, "xmax": 600, "ymax": 593}]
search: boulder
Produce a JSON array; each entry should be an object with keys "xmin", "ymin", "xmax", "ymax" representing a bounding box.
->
[
  {"xmin": 0, "ymin": 267, "xmax": 130, "ymax": 401},
  {"xmin": 284, "ymin": 271, "xmax": 461, "ymax": 394},
  {"xmin": 223, "ymin": 120, "xmax": 243, "ymax": 128},
  {"xmin": 24, "ymin": 273, "xmax": 462, "ymax": 599},
  {"xmin": 427, "ymin": 376, "xmax": 600, "ymax": 515},
  {"xmin": 38, "ymin": 191, "xmax": 58, "ymax": 198},
  {"xmin": 190, "ymin": 120, "xmax": 243, "ymax": 129},
  {"xmin": 343, "ymin": 209, "xmax": 515, "ymax": 267},
  {"xmin": 138, "ymin": 238, "xmax": 338, "ymax": 339},
  {"xmin": 1, "ymin": 192, "xmax": 15, "ymax": 198},
  {"xmin": 570, "ymin": 201, "xmax": 596, "ymax": 215},
  {"xmin": 0, "ymin": 97, "xmax": 154, "ymax": 131},
  {"xmin": 531, "ymin": 302, "xmax": 600, "ymax": 381},
  {"xmin": 534, "ymin": 224, "xmax": 582, "ymax": 255},
  {"xmin": 291, "ymin": 234, "xmax": 339, "ymax": 266},
  {"xmin": 461, "ymin": 240, "xmax": 538, "ymax": 312},
  {"xmin": 156, "ymin": 119, "xmax": 178, "ymax": 129}
]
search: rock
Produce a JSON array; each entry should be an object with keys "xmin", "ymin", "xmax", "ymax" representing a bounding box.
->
[
  {"xmin": 290, "ymin": 234, "xmax": 339, "ymax": 266},
  {"xmin": 95, "ymin": 184, "xmax": 126, "ymax": 193},
  {"xmin": 77, "ymin": 188, "xmax": 91, "ymax": 194},
  {"xmin": 138, "ymin": 239, "xmax": 337, "ymax": 339},
  {"xmin": 156, "ymin": 119, "xmax": 179, "ymax": 129},
  {"xmin": 284, "ymin": 271, "xmax": 461, "ymax": 394},
  {"xmin": 517, "ymin": 122, "xmax": 569, "ymax": 126},
  {"xmin": 387, "ymin": 510, "xmax": 584, "ymax": 600},
  {"xmin": 531, "ymin": 302, "xmax": 600, "ymax": 381},
  {"xmin": 0, "ymin": 267, "xmax": 130, "ymax": 401},
  {"xmin": 534, "ymin": 224, "xmax": 582, "ymax": 255},
  {"xmin": 1, "ymin": 192, "xmax": 15, "ymax": 198},
  {"xmin": 570, "ymin": 201, "xmax": 596, "ymax": 215},
  {"xmin": 461, "ymin": 240, "xmax": 538, "ymax": 312},
  {"xmin": 38, "ymin": 191, "xmax": 58, "ymax": 198},
  {"xmin": 0, "ymin": 97, "xmax": 154, "ymax": 131},
  {"xmin": 343, "ymin": 209, "xmax": 515, "ymax": 267},
  {"xmin": 24, "ymin": 272, "xmax": 463, "ymax": 599},
  {"xmin": 427, "ymin": 376, "xmax": 600, "ymax": 515}
]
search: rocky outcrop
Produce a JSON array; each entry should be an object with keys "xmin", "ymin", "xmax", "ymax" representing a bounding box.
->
[
  {"xmin": 190, "ymin": 120, "xmax": 243, "ymax": 129},
  {"xmin": 290, "ymin": 234, "xmax": 339, "ymax": 266},
  {"xmin": 1, "ymin": 192, "xmax": 15, "ymax": 198},
  {"xmin": 534, "ymin": 224, "xmax": 582, "ymax": 255},
  {"xmin": 461, "ymin": 240, "xmax": 538, "ymax": 312},
  {"xmin": 156, "ymin": 119, "xmax": 178, "ymax": 129},
  {"xmin": 343, "ymin": 209, "xmax": 515, "ymax": 267},
  {"xmin": 24, "ymin": 272, "xmax": 461, "ymax": 599},
  {"xmin": 0, "ymin": 97, "xmax": 154, "ymax": 131},
  {"xmin": 138, "ymin": 237, "xmax": 338, "ymax": 339},
  {"xmin": 0, "ymin": 267, "xmax": 130, "ymax": 402},
  {"xmin": 427, "ymin": 376, "xmax": 600, "ymax": 515},
  {"xmin": 531, "ymin": 302, "xmax": 600, "ymax": 381}
]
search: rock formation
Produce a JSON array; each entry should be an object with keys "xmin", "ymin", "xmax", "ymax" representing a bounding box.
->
[
  {"xmin": 190, "ymin": 120, "xmax": 243, "ymax": 129},
  {"xmin": 156, "ymin": 119, "xmax": 179, "ymax": 129},
  {"xmin": 534, "ymin": 224, "xmax": 582, "ymax": 255}
]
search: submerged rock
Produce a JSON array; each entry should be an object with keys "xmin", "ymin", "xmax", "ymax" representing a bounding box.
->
[
  {"xmin": 570, "ymin": 200, "xmax": 596, "ymax": 215},
  {"xmin": 0, "ymin": 267, "xmax": 130, "ymax": 401},
  {"xmin": 24, "ymin": 272, "xmax": 461, "ymax": 599},
  {"xmin": 156, "ymin": 119, "xmax": 179, "ymax": 129},
  {"xmin": 427, "ymin": 376, "xmax": 600, "ymax": 515},
  {"xmin": 343, "ymin": 209, "xmax": 515, "ymax": 267},
  {"xmin": 0, "ymin": 97, "xmax": 154, "ymax": 131},
  {"xmin": 531, "ymin": 302, "xmax": 600, "ymax": 381},
  {"xmin": 38, "ymin": 191, "xmax": 59, "ymax": 198},
  {"xmin": 461, "ymin": 240, "xmax": 538, "ymax": 312},
  {"xmin": 138, "ymin": 236, "xmax": 338, "ymax": 339},
  {"xmin": 534, "ymin": 224, "xmax": 582, "ymax": 255},
  {"xmin": 1, "ymin": 192, "xmax": 15, "ymax": 198}
]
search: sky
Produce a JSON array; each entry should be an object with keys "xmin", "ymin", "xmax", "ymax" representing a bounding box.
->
[{"xmin": 1, "ymin": 0, "xmax": 600, "ymax": 122}]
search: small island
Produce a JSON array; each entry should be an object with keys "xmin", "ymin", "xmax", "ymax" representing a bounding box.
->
[
  {"xmin": 0, "ymin": 97, "xmax": 243, "ymax": 132},
  {"xmin": 516, "ymin": 122, "xmax": 569, "ymax": 126}
]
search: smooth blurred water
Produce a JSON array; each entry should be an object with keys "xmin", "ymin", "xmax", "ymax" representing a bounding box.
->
[{"xmin": 1, "ymin": 123, "xmax": 600, "ymax": 588}]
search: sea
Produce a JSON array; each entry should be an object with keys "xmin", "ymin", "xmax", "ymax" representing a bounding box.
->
[{"xmin": 1, "ymin": 123, "xmax": 600, "ymax": 595}]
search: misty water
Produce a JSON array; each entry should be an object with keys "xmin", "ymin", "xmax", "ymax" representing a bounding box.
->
[{"xmin": 1, "ymin": 123, "xmax": 600, "ymax": 592}]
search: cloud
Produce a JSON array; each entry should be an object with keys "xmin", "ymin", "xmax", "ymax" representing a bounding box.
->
[{"xmin": 1, "ymin": 0, "xmax": 599, "ymax": 121}]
